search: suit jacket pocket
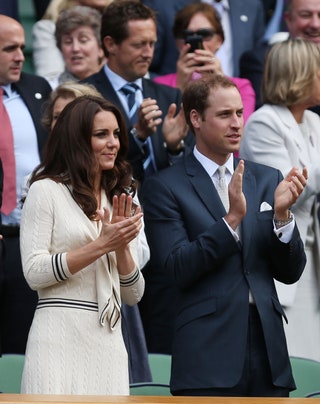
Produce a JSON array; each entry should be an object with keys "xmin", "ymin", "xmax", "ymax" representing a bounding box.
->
[
  {"xmin": 256, "ymin": 210, "xmax": 274, "ymax": 221},
  {"xmin": 175, "ymin": 296, "xmax": 217, "ymax": 331},
  {"xmin": 272, "ymin": 295, "xmax": 288, "ymax": 324}
]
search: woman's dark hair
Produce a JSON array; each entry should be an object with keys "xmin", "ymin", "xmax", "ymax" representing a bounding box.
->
[
  {"xmin": 172, "ymin": 3, "xmax": 224, "ymax": 42},
  {"xmin": 31, "ymin": 95, "xmax": 136, "ymax": 219}
]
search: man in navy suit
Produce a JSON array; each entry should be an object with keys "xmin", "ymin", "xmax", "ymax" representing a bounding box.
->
[
  {"xmin": 0, "ymin": 14, "xmax": 51, "ymax": 354},
  {"xmin": 84, "ymin": 0, "xmax": 194, "ymax": 185},
  {"xmin": 142, "ymin": 76, "xmax": 307, "ymax": 396}
]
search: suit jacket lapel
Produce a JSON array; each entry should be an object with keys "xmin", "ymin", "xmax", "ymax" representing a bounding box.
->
[
  {"xmin": 186, "ymin": 155, "xmax": 258, "ymax": 258},
  {"xmin": 88, "ymin": 69, "xmax": 131, "ymax": 129},
  {"xmin": 185, "ymin": 154, "xmax": 226, "ymax": 221},
  {"xmin": 272, "ymin": 105, "xmax": 310, "ymax": 167},
  {"xmin": 238, "ymin": 159, "xmax": 257, "ymax": 261},
  {"xmin": 14, "ymin": 73, "xmax": 49, "ymax": 157}
]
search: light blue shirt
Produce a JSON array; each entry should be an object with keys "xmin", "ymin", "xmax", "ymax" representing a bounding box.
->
[
  {"xmin": 103, "ymin": 64, "xmax": 158, "ymax": 172},
  {"xmin": 103, "ymin": 64, "xmax": 143, "ymax": 115},
  {"xmin": 1, "ymin": 84, "xmax": 40, "ymax": 225}
]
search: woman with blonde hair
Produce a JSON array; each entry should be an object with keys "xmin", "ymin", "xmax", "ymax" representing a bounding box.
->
[{"xmin": 240, "ymin": 37, "xmax": 320, "ymax": 361}]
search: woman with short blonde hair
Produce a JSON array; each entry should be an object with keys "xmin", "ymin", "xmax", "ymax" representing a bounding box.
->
[
  {"xmin": 262, "ymin": 38, "xmax": 320, "ymax": 106},
  {"xmin": 241, "ymin": 37, "xmax": 320, "ymax": 362}
]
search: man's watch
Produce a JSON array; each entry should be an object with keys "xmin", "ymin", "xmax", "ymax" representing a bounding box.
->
[
  {"xmin": 130, "ymin": 127, "xmax": 146, "ymax": 142},
  {"xmin": 274, "ymin": 211, "xmax": 294, "ymax": 229},
  {"xmin": 163, "ymin": 139, "xmax": 185, "ymax": 155}
]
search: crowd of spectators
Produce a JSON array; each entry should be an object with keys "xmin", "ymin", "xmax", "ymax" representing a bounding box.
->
[{"xmin": 0, "ymin": 0, "xmax": 320, "ymax": 398}]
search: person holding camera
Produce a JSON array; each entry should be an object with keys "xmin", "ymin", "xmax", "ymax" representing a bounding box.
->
[{"xmin": 153, "ymin": 3, "xmax": 255, "ymax": 123}]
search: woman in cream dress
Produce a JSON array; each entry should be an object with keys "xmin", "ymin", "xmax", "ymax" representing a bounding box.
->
[
  {"xmin": 20, "ymin": 95, "xmax": 148, "ymax": 394},
  {"xmin": 240, "ymin": 38, "xmax": 320, "ymax": 361}
]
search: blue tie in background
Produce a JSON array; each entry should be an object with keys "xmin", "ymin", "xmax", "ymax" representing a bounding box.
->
[
  {"xmin": 121, "ymin": 83, "xmax": 156, "ymax": 177},
  {"xmin": 121, "ymin": 82, "xmax": 140, "ymax": 125}
]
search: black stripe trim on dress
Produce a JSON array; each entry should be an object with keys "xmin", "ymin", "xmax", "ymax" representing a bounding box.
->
[
  {"xmin": 119, "ymin": 268, "xmax": 140, "ymax": 287},
  {"xmin": 99, "ymin": 298, "xmax": 110, "ymax": 325},
  {"xmin": 37, "ymin": 298, "xmax": 98, "ymax": 312},
  {"xmin": 113, "ymin": 287, "xmax": 121, "ymax": 309},
  {"xmin": 52, "ymin": 254, "xmax": 68, "ymax": 282}
]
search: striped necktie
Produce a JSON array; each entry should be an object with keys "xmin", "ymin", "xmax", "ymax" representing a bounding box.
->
[
  {"xmin": 121, "ymin": 82, "xmax": 140, "ymax": 125},
  {"xmin": 0, "ymin": 88, "xmax": 17, "ymax": 215},
  {"xmin": 121, "ymin": 83, "xmax": 156, "ymax": 177}
]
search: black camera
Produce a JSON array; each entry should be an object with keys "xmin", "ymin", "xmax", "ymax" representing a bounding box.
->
[{"xmin": 185, "ymin": 34, "xmax": 204, "ymax": 53}]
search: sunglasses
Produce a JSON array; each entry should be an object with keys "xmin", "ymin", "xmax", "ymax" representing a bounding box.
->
[{"xmin": 182, "ymin": 28, "xmax": 217, "ymax": 41}]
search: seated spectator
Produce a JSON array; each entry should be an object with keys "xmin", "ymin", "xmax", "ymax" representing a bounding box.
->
[
  {"xmin": 49, "ymin": 5, "xmax": 105, "ymax": 88},
  {"xmin": 240, "ymin": 38, "xmax": 320, "ymax": 361},
  {"xmin": 154, "ymin": 3, "xmax": 255, "ymax": 123},
  {"xmin": 41, "ymin": 81, "xmax": 103, "ymax": 130},
  {"xmin": 240, "ymin": 0, "xmax": 320, "ymax": 110},
  {"xmin": 144, "ymin": 0, "xmax": 266, "ymax": 78},
  {"xmin": 32, "ymin": 0, "xmax": 113, "ymax": 82}
]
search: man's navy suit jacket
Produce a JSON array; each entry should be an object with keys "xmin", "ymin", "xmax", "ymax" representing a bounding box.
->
[
  {"xmin": 84, "ymin": 68, "xmax": 194, "ymax": 183},
  {"xmin": 13, "ymin": 72, "xmax": 52, "ymax": 157},
  {"xmin": 142, "ymin": 154, "xmax": 306, "ymax": 392}
]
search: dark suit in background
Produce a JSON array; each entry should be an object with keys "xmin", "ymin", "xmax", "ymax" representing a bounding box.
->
[
  {"xmin": 84, "ymin": 69, "xmax": 193, "ymax": 184},
  {"xmin": 223, "ymin": 0, "xmax": 266, "ymax": 76},
  {"xmin": 239, "ymin": 40, "xmax": 270, "ymax": 109},
  {"xmin": 0, "ymin": 1, "xmax": 19, "ymax": 20},
  {"xmin": 142, "ymin": 0, "xmax": 194, "ymax": 76}
]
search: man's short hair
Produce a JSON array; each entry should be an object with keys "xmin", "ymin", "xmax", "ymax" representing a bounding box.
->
[
  {"xmin": 182, "ymin": 75, "xmax": 239, "ymax": 133},
  {"xmin": 100, "ymin": 0, "xmax": 156, "ymax": 57}
]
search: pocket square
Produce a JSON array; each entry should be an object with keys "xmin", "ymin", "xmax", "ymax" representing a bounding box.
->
[{"xmin": 260, "ymin": 201, "xmax": 272, "ymax": 212}]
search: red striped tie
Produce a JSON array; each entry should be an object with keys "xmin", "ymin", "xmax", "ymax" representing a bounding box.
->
[{"xmin": 0, "ymin": 88, "xmax": 17, "ymax": 215}]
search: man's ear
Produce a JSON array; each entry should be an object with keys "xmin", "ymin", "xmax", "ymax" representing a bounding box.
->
[
  {"xmin": 190, "ymin": 109, "xmax": 201, "ymax": 129},
  {"xmin": 103, "ymin": 36, "xmax": 117, "ymax": 56}
]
